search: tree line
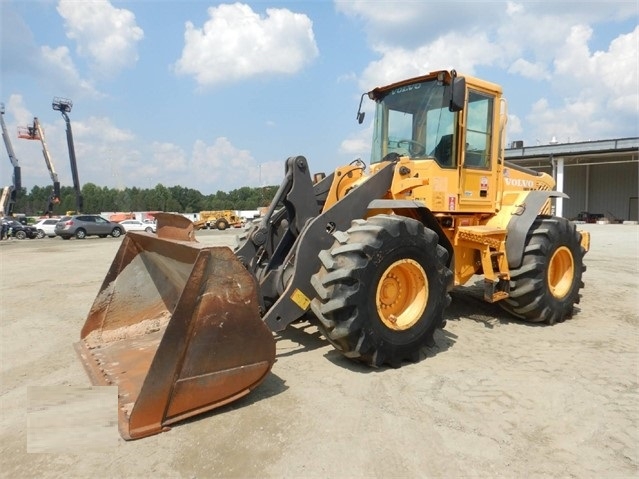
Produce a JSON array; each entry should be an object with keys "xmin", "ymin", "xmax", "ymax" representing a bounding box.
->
[{"xmin": 11, "ymin": 183, "xmax": 279, "ymax": 216}]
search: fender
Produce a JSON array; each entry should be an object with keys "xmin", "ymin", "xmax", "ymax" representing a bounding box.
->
[
  {"xmin": 367, "ymin": 199, "xmax": 454, "ymax": 270},
  {"xmin": 505, "ymin": 190, "xmax": 569, "ymax": 269}
]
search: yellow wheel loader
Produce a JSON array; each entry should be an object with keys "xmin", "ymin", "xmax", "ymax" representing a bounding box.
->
[{"xmin": 75, "ymin": 70, "xmax": 589, "ymax": 440}]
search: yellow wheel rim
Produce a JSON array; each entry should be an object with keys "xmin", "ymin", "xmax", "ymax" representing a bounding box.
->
[
  {"xmin": 547, "ymin": 246, "xmax": 575, "ymax": 299},
  {"xmin": 376, "ymin": 259, "xmax": 428, "ymax": 331}
]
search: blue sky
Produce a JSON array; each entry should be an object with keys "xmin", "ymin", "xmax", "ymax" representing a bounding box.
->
[{"xmin": 1, "ymin": 1, "xmax": 637, "ymax": 194}]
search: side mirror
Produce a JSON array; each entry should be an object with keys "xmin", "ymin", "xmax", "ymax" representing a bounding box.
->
[
  {"xmin": 449, "ymin": 76, "xmax": 466, "ymax": 112},
  {"xmin": 356, "ymin": 93, "xmax": 366, "ymax": 124}
]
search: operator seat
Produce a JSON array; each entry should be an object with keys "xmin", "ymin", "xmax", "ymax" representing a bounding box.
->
[{"xmin": 430, "ymin": 134, "xmax": 453, "ymax": 166}]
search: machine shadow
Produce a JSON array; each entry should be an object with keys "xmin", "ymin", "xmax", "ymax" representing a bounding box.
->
[{"xmin": 267, "ymin": 278, "xmax": 565, "ymax": 376}]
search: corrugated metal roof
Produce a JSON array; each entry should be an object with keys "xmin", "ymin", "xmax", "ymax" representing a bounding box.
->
[
  {"xmin": 504, "ymin": 137, "xmax": 639, "ymax": 161},
  {"xmin": 505, "ymin": 137, "xmax": 638, "ymax": 166}
]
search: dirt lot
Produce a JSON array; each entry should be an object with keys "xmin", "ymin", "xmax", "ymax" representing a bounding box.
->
[{"xmin": 1, "ymin": 224, "xmax": 637, "ymax": 478}]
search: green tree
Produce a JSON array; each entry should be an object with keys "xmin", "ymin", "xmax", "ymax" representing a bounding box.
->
[{"xmin": 8, "ymin": 183, "xmax": 279, "ymax": 216}]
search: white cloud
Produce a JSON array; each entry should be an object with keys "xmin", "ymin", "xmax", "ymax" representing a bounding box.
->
[
  {"xmin": 1, "ymin": 5, "xmax": 100, "ymax": 97},
  {"xmin": 526, "ymin": 96, "xmax": 620, "ymax": 144},
  {"xmin": 174, "ymin": 3, "xmax": 318, "ymax": 87},
  {"xmin": 359, "ymin": 32, "xmax": 501, "ymax": 91},
  {"xmin": 57, "ymin": 0, "xmax": 144, "ymax": 77},
  {"xmin": 603, "ymin": 27, "xmax": 639, "ymax": 113},
  {"xmin": 70, "ymin": 116, "xmax": 136, "ymax": 143},
  {"xmin": 508, "ymin": 59, "xmax": 550, "ymax": 80},
  {"xmin": 335, "ymin": 1, "xmax": 502, "ymax": 50},
  {"xmin": 191, "ymin": 137, "xmax": 257, "ymax": 190},
  {"xmin": 507, "ymin": 114, "xmax": 523, "ymax": 139},
  {"xmin": 523, "ymin": 24, "xmax": 639, "ymax": 142},
  {"xmin": 339, "ymin": 120, "xmax": 372, "ymax": 160},
  {"xmin": 152, "ymin": 142, "xmax": 188, "ymax": 173},
  {"xmin": 4, "ymin": 94, "xmax": 34, "ymax": 126},
  {"xmin": 339, "ymin": 1, "xmax": 638, "ymax": 145},
  {"xmin": 44, "ymin": 115, "xmax": 139, "ymax": 188},
  {"xmin": 554, "ymin": 25, "xmax": 638, "ymax": 114},
  {"xmin": 40, "ymin": 45, "xmax": 84, "ymax": 88}
]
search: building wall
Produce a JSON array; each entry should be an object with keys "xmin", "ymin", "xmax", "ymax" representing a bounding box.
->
[
  {"xmin": 563, "ymin": 166, "xmax": 587, "ymax": 220},
  {"xmin": 585, "ymin": 162, "xmax": 638, "ymax": 221},
  {"xmin": 505, "ymin": 138, "xmax": 638, "ymax": 222},
  {"xmin": 559, "ymin": 162, "xmax": 638, "ymax": 221}
]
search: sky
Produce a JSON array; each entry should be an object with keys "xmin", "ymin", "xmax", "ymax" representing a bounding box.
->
[{"xmin": 1, "ymin": 1, "xmax": 638, "ymax": 194}]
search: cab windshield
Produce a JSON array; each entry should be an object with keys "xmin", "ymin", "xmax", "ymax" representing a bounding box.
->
[{"xmin": 370, "ymin": 80, "xmax": 456, "ymax": 167}]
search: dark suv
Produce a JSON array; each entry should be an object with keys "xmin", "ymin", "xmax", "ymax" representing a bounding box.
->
[
  {"xmin": 54, "ymin": 215, "xmax": 124, "ymax": 240},
  {"xmin": 1, "ymin": 218, "xmax": 38, "ymax": 239}
]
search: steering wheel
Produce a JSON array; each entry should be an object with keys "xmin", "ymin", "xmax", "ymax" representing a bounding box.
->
[{"xmin": 397, "ymin": 139, "xmax": 426, "ymax": 156}]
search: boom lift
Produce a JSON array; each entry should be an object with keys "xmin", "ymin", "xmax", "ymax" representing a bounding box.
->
[
  {"xmin": 1, "ymin": 103, "xmax": 22, "ymax": 217},
  {"xmin": 52, "ymin": 97, "xmax": 83, "ymax": 214},
  {"xmin": 18, "ymin": 118, "xmax": 61, "ymax": 216},
  {"xmin": 75, "ymin": 69, "xmax": 590, "ymax": 440}
]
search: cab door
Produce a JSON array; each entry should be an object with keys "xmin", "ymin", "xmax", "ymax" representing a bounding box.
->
[{"xmin": 458, "ymin": 90, "xmax": 497, "ymax": 212}]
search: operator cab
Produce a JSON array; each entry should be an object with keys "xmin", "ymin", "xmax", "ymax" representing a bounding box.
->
[
  {"xmin": 364, "ymin": 70, "xmax": 495, "ymax": 173},
  {"xmin": 360, "ymin": 69, "xmax": 504, "ymax": 213}
]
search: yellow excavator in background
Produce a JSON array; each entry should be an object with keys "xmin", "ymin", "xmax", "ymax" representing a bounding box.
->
[
  {"xmin": 75, "ymin": 70, "xmax": 589, "ymax": 440},
  {"xmin": 193, "ymin": 210, "xmax": 243, "ymax": 230}
]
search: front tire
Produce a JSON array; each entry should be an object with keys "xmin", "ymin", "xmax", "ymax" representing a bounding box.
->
[
  {"xmin": 500, "ymin": 216, "xmax": 586, "ymax": 325},
  {"xmin": 36, "ymin": 229, "xmax": 45, "ymax": 239},
  {"xmin": 15, "ymin": 230, "xmax": 27, "ymax": 240},
  {"xmin": 111, "ymin": 228, "xmax": 122, "ymax": 238},
  {"xmin": 310, "ymin": 215, "xmax": 452, "ymax": 367}
]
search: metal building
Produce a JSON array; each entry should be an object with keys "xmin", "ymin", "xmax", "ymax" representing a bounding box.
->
[{"xmin": 505, "ymin": 137, "xmax": 639, "ymax": 222}]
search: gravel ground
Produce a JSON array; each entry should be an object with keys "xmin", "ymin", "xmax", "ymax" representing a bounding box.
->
[{"xmin": 1, "ymin": 223, "xmax": 637, "ymax": 478}]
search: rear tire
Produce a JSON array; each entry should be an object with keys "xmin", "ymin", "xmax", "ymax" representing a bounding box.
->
[
  {"xmin": 500, "ymin": 216, "xmax": 586, "ymax": 325},
  {"xmin": 75, "ymin": 229, "xmax": 86, "ymax": 239},
  {"xmin": 15, "ymin": 230, "xmax": 27, "ymax": 240},
  {"xmin": 311, "ymin": 215, "xmax": 452, "ymax": 367},
  {"xmin": 216, "ymin": 219, "xmax": 228, "ymax": 231}
]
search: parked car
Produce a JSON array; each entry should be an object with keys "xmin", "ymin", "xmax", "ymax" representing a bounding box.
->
[
  {"xmin": 118, "ymin": 219, "xmax": 156, "ymax": 233},
  {"xmin": 54, "ymin": 215, "xmax": 124, "ymax": 240},
  {"xmin": 1, "ymin": 218, "xmax": 38, "ymax": 239},
  {"xmin": 33, "ymin": 218, "xmax": 61, "ymax": 238}
]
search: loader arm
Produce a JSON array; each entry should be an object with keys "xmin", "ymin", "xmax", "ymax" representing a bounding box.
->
[
  {"xmin": 235, "ymin": 156, "xmax": 334, "ymax": 308},
  {"xmin": 259, "ymin": 160, "xmax": 396, "ymax": 332}
]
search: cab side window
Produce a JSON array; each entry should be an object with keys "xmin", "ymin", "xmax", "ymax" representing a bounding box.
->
[
  {"xmin": 426, "ymin": 108, "xmax": 455, "ymax": 167},
  {"xmin": 465, "ymin": 91, "xmax": 493, "ymax": 168}
]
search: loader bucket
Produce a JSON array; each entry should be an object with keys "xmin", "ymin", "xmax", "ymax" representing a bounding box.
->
[{"xmin": 74, "ymin": 214, "xmax": 276, "ymax": 440}]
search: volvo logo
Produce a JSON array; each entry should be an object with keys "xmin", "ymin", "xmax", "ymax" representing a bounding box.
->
[{"xmin": 505, "ymin": 178, "xmax": 535, "ymax": 188}]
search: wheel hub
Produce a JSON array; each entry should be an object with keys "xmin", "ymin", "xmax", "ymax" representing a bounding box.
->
[
  {"xmin": 547, "ymin": 246, "xmax": 575, "ymax": 299},
  {"xmin": 376, "ymin": 258, "xmax": 428, "ymax": 331}
]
